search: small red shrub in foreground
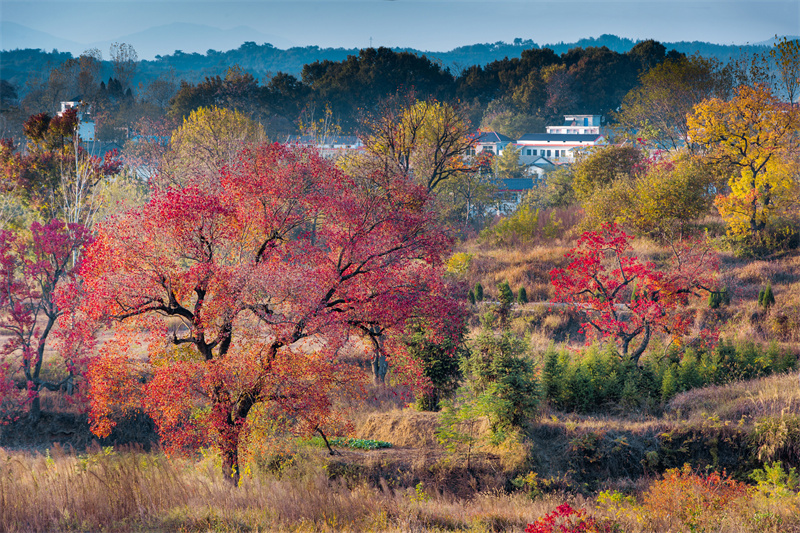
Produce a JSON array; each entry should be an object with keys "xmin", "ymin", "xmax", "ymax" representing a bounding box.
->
[{"xmin": 525, "ymin": 503, "xmax": 617, "ymax": 533}]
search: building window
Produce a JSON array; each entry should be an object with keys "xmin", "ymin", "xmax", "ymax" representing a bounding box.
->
[
  {"xmin": 555, "ymin": 150, "xmax": 560, "ymax": 157},
  {"xmin": 526, "ymin": 149, "xmax": 531, "ymax": 155},
  {"xmin": 532, "ymin": 149, "xmax": 537, "ymax": 156},
  {"xmin": 546, "ymin": 149, "xmax": 551, "ymax": 157}
]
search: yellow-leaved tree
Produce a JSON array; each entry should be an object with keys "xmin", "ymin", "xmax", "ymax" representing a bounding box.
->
[
  {"xmin": 160, "ymin": 106, "xmax": 267, "ymax": 191},
  {"xmin": 357, "ymin": 97, "xmax": 478, "ymax": 192},
  {"xmin": 687, "ymin": 84, "xmax": 800, "ymax": 244}
]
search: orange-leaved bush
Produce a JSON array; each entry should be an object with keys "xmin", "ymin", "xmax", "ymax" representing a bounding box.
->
[
  {"xmin": 641, "ymin": 464, "xmax": 748, "ymax": 532},
  {"xmin": 77, "ymin": 142, "xmax": 460, "ymax": 484}
]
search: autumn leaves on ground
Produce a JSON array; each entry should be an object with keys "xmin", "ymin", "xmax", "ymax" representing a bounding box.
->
[{"xmin": 2, "ymin": 42, "xmax": 800, "ymax": 533}]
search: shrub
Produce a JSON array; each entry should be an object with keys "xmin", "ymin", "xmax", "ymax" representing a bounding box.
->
[
  {"xmin": 708, "ymin": 287, "xmax": 730, "ymax": 308},
  {"xmin": 750, "ymin": 461, "xmax": 800, "ymax": 498},
  {"xmin": 480, "ymin": 204, "xmax": 539, "ymax": 245},
  {"xmin": 752, "ymin": 413, "xmax": 800, "ymax": 464},
  {"xmin": 518, "ymin": 286, "xmax": 528, "ymax": 304},
  {"xmin": 475, "ymin": 282, "xmax": 484, "ymax": 302},
  {"xmin": 467, "ymin": 289, "xmax": 476, "ymax": 305},
  {"xmin": 540, "ymin": 340, "xmax": 795, "ymax": 414},
  {"xmin": 759, "ymin": 282, "xmax": 776, "ymax": 312},
  {"xmin": 463, "ymin": 328, "xmax": 538, "ymax": 431},
  {"xmin": 406, "ymin": 325, "xmax": 466, "ymax": 412},
  {"xmin": 540, "ymin": 344, "xmax": 657, "ymax": 413},
  {"xmin": 497, "ymin": 280, "xmax": 514, "ymax": 323},
  {"xmin": 446, "ymin": 252, "xmax": 473, "ymax": 275},
  {"xmin": 525, "ymin": 503, "xmax": 617, "ymax": 533},
  {"xmin": 641, "ymin": 464, "xmax": 748, "ymax": 533}
]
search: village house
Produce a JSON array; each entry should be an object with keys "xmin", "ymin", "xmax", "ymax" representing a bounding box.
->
[
  {"xmin": 59, "ymin": 100, "xmax": 96, "ymax": 142},
  {"xmin": 515, "ymin": 114, "xmax": 605, "ymax": 164},
  {"xmin": 467, "ymin": 131, "xmax": 514, "ymax": 156},
  {"xmin": 284, "ymin": 134, "xmax": 364, "ymax": 158}
]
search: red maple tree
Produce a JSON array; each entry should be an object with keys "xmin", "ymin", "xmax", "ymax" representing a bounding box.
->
[
  {"xmin": 0, "ymin": 220, "xmax": 93, "ymax": 421},
  {"xmin": 550, "ymin": 224, "xmax": 717, "ymax": 364},
  {"xmin": 78, "ymin": 143, "xmax": 457, "ymax": 483}
]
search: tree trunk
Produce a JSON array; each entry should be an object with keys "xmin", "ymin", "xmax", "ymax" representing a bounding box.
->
[
  {"xmin": 221, "ymin": 442, "xmax": 240, "ymax": 486},
  {"xmin": 211, "ymin": 391, "xmax": 243, "ymax": 486},
  {"xmin": 28, "ymin": 394, "xmax": 41, "ymax": 424},
  {"xmin": 370, "ymin": 333, "xmax": 388, "ymax": 386}
]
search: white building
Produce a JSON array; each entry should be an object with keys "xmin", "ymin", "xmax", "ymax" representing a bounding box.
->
[
  {"xmin": 510, "ymin": 114, "xmax": 606, "ymax": 164},
  {"xmin": 468, "ymin": 131, "xmax": 514, "ymax": 156},
  {"xmin": 285, "ymin": 135, "xmax": 364, "ymax": 159},
  {"xmin": 59, "ymin": 101, "xmax": 95, "ymax": 142},
  {"xmin": 545, "ymin": 115, "xmax": 603, "ymax": 135},
  {"xmin": 514, "ymin": 133, "xmax": 604, "ymax": 164}
]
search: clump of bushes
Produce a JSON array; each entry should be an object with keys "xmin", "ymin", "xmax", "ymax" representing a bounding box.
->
[{"xmin": 540, "ymin": 340, "xmax": 797, "ymax": 413}]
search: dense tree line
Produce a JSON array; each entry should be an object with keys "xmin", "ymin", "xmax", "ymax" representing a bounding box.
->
[{"xmin": 0, "ymin": 36, "xmax": 773, "ymax": 141}]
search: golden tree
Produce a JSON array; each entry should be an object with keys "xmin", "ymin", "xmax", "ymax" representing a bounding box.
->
[
  {"xmin": 688, "ymin": 84, "xmax": 800, "ymax": 240},
  {"xmin": 360, "ymin": 98, "xmax": 479, "ymax": 192},
  {"xmin": 160, "ymin": 106, "xmax": 266, "ymax": 191}
]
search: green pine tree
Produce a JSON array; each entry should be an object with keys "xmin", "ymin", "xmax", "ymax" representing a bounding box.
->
[
  {"xmin": 475, "ymin": 283, "xmax": 484, "ymax": 302},
  {"xmin": 760, "ymin": 282, "xmax": 775, "ymax": 312},
  {"xmin": 517, "ymin": 286, "xmax": 528, "ymax": 304}
]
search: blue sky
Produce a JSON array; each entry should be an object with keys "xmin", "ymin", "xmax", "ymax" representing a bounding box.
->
[{"xmin": 2, "ymin": 0, "xmax": 798, "ymax": 59}]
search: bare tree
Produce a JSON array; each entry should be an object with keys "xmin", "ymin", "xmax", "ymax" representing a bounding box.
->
[{"xmin": 109, "ymin": 43, "xmax": 138, "ymax": 92}]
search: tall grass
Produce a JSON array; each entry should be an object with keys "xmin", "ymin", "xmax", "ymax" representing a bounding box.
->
[
  {"xmin": 0, "ymin": 442, "xmax": 572, "ymax": 532},
  {"xmin": 3, "ymin": 441, "xmax": 799, "ymax": 532}
]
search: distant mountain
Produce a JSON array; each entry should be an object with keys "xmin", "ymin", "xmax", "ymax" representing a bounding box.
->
[
  {"xmin": 0, "ymin": 21, "xmax": 296, "ymax": 60},
  {"xmin": 90, "ymin": 23, "xmax": 297, "ymax": 60},
  {"xmin": 752, "ymin": 35, "xmax": 800, "ymax": 47},
  {"xmin": 0, "ymin": 22, "xmax": 85, "ymax": 54}
]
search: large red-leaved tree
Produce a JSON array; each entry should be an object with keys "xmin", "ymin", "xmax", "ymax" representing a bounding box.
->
[
  {"xmin": 550, "ymin": 224, "xmax": 718, "ymax": 364},
  {"xmin": 78, "ymin": 143, "xmax": 457, "ymax": 483},
  {"xmin": 0, "ymin": 220, "xmax": 93, "ymax": 421}
]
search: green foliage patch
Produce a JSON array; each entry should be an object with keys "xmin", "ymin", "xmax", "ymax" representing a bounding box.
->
[
  {"xmin": 306, "ymin": 436, "xmax": 392, "ymax": 450},
  {"xmin": 540, "ymin": 340, "xmax": 797, "ymax": 413}
]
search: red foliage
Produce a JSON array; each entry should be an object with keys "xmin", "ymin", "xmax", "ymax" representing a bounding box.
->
[
  {"xmin": 525, "ymin": 503, "xmax": 616, "ymax": 533},
  {"xmin": 0, "ymin": 220, "xmax": 93, "ymax": 419},
  {"xmin": 78, "ymin": 142, "xmax": 459, "ymax": 482},
  {"xmin": 550, "ymin": 224, "xmax": 718, "ymax": 363}
]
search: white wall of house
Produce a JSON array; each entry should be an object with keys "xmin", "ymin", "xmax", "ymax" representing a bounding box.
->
[
  {"xmin": 515, "ymin": 136, "xmax": 604, "ymax": 164},
  {"xmin": 546, "ymin": 115, "xmax": 603, "ymax": 135}
]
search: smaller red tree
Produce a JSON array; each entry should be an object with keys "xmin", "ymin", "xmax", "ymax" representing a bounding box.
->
[
  {"xmin": 0, "ymin": 220, "xmax": 93, "ymax": 421},
  {"xmin": 550, "ymin": 224, "xmax": 717, "ymax": 364}
]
